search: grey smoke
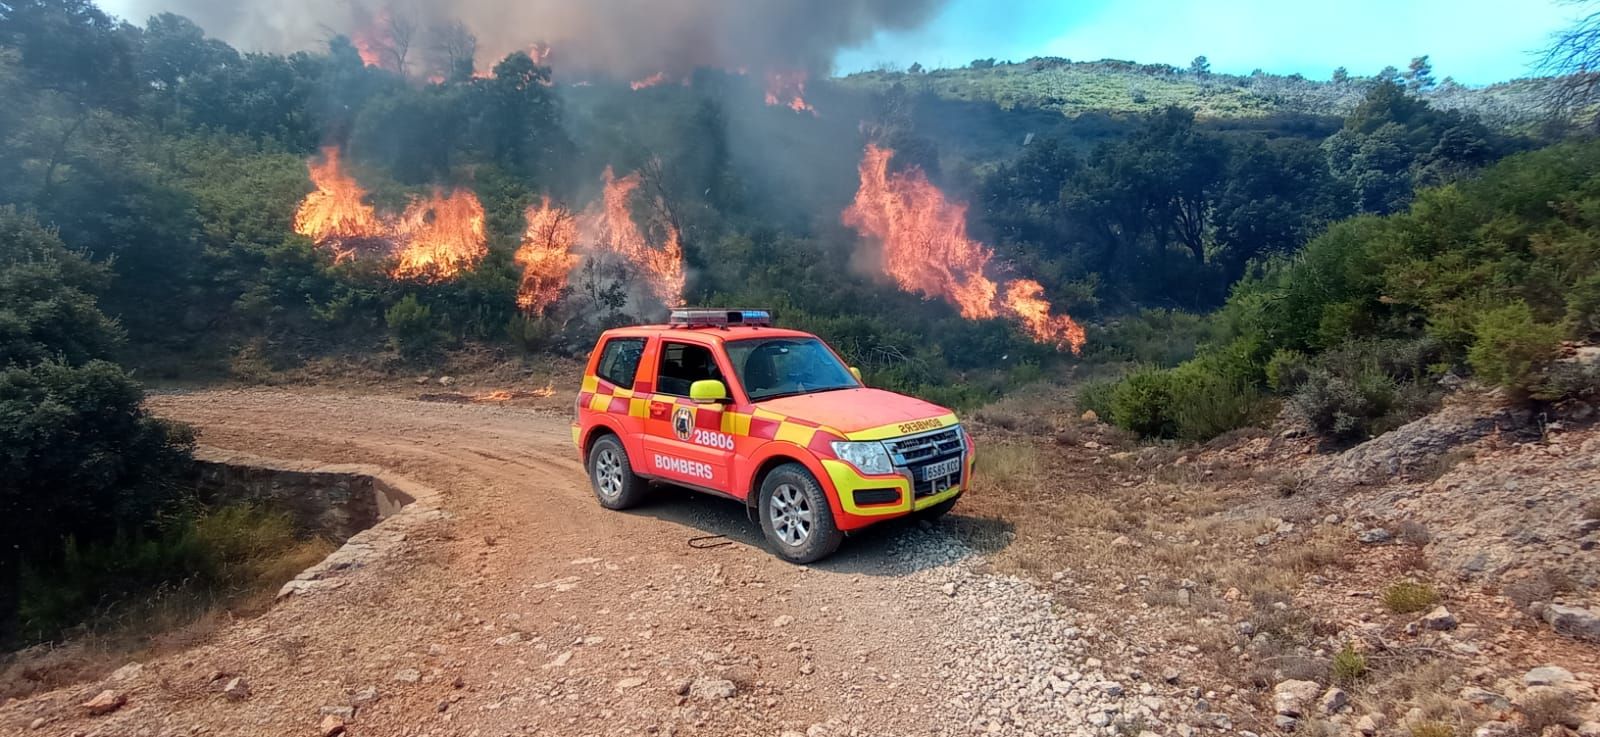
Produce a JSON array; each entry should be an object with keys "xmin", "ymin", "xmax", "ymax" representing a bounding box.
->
[{"xmin": 110, "ymin": 0, "xmax": 948, "ymax": 78}]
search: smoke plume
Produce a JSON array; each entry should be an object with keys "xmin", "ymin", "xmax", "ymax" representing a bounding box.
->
[{"xmin": 112, "ymin": 0, "xmax": 948, "ymax": 78}]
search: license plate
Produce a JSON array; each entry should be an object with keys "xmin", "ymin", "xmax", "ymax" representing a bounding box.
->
[{"xmin": 918, "ymin": 457, "xmax": 961, "ymax": 481}]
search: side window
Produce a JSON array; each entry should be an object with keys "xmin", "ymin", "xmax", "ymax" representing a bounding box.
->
[
  {"xmin": 655, "ymin": 342, "xmax": 723, "ymax": 397},
  {"xmin": 595, "ymin": 338, "xmax": 645, "ymax": 389}
]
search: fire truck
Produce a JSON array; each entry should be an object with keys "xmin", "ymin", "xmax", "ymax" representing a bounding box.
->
[{"xmin": 573, "ymin": 309, "xmax": 973, "ymax": 563}]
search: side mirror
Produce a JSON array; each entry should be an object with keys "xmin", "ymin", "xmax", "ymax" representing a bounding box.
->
[
  {"xmin": 690, "ymin": 379, "xmax": 730, "ymax": 403},
  {"xmin": 850, "ymin": 367, "xmax": 863, "ymax": 383}
]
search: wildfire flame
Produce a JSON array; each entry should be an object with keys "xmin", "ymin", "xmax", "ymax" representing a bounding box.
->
[
  {"xmin": 515, "ymin": 198, "xmax": 580, "ymax": 314},
  {"xmin": 630, "ymin": 72, "xmax": 670, "ymax": 90},
  {"xmin": 351, "ymin": 7, "xmax": 396, "ymax": 71},
  {"xmin": 842, "ymin": 144, "xmax": 1086, "ymax": 354},
  {"xmin": 293, "ymin": 148, "xmax": 384, "ymax": 263},
  {"xmin": 764, "ymin": 69, "xmax": 815, "ymax": 114},
  {"xmin": 293, "ymin": 147, "xmax": 487, "ymax": 281},
  {"xmin": 585, "ymin": 168, "xmax": 685, "ymax": 306},
  {"xmin": 391, "ymin": 189, "xmax": 488, "ymax": 280}
]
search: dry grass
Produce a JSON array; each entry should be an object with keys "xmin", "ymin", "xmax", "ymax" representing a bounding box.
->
[
  {"xmin": 1382, "ymin": 581, "xmax": 1440, "ymax": 614},
  {"xmin": 1583, "ymin": 497, "xmax": 1600, "ymax": 520},
  {"xmin": 1521, "ymin": 689, "xmax": 1577, "ymax": 733},
  {"xmin": 1409, "ymin": 722, "xmax": 1455, "ymax": 737},
  {"xmin": 974, "ymin": 442, "xmax": 1045, "ymax": 488},
  {"xmin": 1502, "ymin": 567, "xmax": 1575, "ymax": 609}
]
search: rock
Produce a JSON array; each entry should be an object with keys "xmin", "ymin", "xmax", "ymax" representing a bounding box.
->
[
  {"xmin": 1162, "ymin": 668, "xmax": 1181, "ymax": 684},
  {"xmin": 28, "ymin": 717, "xmax": 45, "ymax": 730},
  {"xmin": 107, "ymin": 662, "xmax": 144, "ymax": 683},
  {"xmin": 689, "ymin": 677, "xmax": 737, "ymax": 701},
  {"xmin": 1577, "ymin": 722, "xmax": 1600, "ymax": 737},
  {"xmin": 1524, "ymin": 665, "xmax": 1575, "ymax": 687},
  {"xmin": 1236, "ymin": 620, "xmax": 1257, "ymax": 636},
  {"xmin": 319, "ymin": 714, "xmax": 347, "ymax": 737},
  {"xmin": 1083, "ymin": 440, "xmax": 1102, "ymax": 450},
  {"xmin": 1099, "ymin": 681, "xmax": 1124, "ymax": 697},
  {"xmin": 1543, "ymin": 604, "xmax": 1600, "ymax": 641},
  {"xmin": 1355, "ymin": 713, "xmax": 1386, "ymax": 735},
  {"xmin": 1112, "ymin": 535, "xmax": 1133, "ymax": 547},
  {"xmin": 351, "ymin": 686, "xmax": 379, "ymax": 705},
  {"xmin": 437, "ymin": 376, "xmax": 455, "ymax": 386},
  {"xmin": 1459, "ymin": 687, "xmax": 1510, "ymax": 712},
  {"xmin": 1110, "ymin": 451, "xmax": 1135, "ymax": 462},
  {"xmin": 1273, "ymin": 680, "xmax": 1322, "ymax": 717},
  {"xmin": 393, "ymin": 668, "xmax": 421, "ymax": 684},
  {"xmin": 1319, "ymin": 687, "xmax": 1349, "ymax": 714},
  {"xmin": 1473, "ymin": 721, "xmax": 1517, "ymax": 737},
  {"xmin": 940, "ymin": 582, "xmax": 958, "ymax": 597},
  {"xmin": 319, "ymin": 706, "xmax": 355, "ymax": 719},
  {"xmin": 222, "ymin": 677, "xmax": 251, "ymax": 700},
  {"xmin": 772, "ymin": 615, "xmax": 795, "ymax": 628},
  {"xmin": 492, "ymin": 632, "xmax": 523, "ymax": 646},
  {"xmin": 1420, "ymin": 606, "xmax": 1459, "ymax": 631},
  {"xmin": 673, "ymin": 679, "xmax": 693, "ymax": 696},
  {"xmin": 1275, "ymin": 714, "xmax": 1299, "ymax": 732},
  {"xmin": 616, "ymin": 676, "xmax": 647, "ymax": 691},
  {"xmin": 545, "ymin": 651, "xmax": 572, "ymax": 668},
  {"xmin": 80, "ymin": 690, "xmax": 126, "ymax": 716},
  {"xmin": 1081, "ymin": 410, "xmax": 1099, "ymax": 423},
  {"xmin": 1357, "ymin": 528, "xmax": 1392, "ymax": 544},
  {"xmin": 1088, "ymin": 712, "xmax": 1111, "ymax": 728}
]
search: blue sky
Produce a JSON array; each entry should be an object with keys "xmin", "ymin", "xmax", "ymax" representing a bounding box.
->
[{"xmin": 836, "ymin": 0, "xmax": 1584, "ymax": 85}]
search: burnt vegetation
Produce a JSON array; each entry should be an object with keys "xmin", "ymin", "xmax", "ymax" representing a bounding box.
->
[{"xmin": 0, "ymin": 0, "xmax": 1598, "ymax": 646}]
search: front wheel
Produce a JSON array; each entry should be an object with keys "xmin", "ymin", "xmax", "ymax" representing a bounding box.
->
[
  {"xmin": 587, "ymin": 435, "xmax": 647, "ymax": 510},
  {"xmin": 758, "ymin": 464, "xmax": 843, "ymax": 564}
]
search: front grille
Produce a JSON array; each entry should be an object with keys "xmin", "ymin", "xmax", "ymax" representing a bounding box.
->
[{"xmin": 885, "ymin": 425, "xmax": 966, "ymax": 498}]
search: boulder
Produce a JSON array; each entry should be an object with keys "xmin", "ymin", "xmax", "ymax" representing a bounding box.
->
[
  {"xmin": 1420, "ymin": 606, "xmax": 1459, "ymax": 631},
  {"xmin": 319, "ymin": 714, "xmax": 346, "ymax": 737},
  {"xmin": 222, "ymin": 677, "xmax": 251, "ymax": 700},
  {"xmin": 80, "ymin": 690, "xmax": 126, "ymax": 716},
  {"xmin": 1355, "ymin": 713, "xmax": 1386, "ymax": 735},
  {"xmin": 1524, "ymin": 666, "xmax": 1576, "ymax": 687},
  {"xmin": 688, "ymin": 677, "xmax": 737, "ymax": 701},
  {"xmin": 1319, "ymin": 687, "xmax": 1349, "ymax": 714},
  {"xmin": 1543, "ymin": 604, "xmax": 1600, "ymax": 641},
  {"xmin": 1273, "ymin": 680, "xmax": 1322, "ymax": 717}
]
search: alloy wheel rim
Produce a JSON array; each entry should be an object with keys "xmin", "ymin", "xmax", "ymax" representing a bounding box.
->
[
  {"xmin": 769, "ymin": 483, "xmax": 813, "ymax": 546},
  {"xmin": 595, "ymin": 448, "xmax": 623, "ymax": 499}
]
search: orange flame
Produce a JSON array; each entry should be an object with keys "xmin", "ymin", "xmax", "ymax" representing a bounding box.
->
[
  {"xmin": 764, "ymin": 69, "xmax": 815, "ymax": 114},
  {"xmin": 391, "ymin": 189, "xmax": 488, "ymax": 280},
  {"xmin": 351, "ymin": 8, "xmax": 396, "ymax": 71},
  {"xmin": 515, "ymin": 197, "xmax": 580, "ymax": 314},
  {"xmin": 293, "ymin": 148, "xmax": 384, "ymax": 262},
  {"xmin": 584, "ymin": 168, "xmax": 685, "ymax": 305},
  {"xmin": 630, "ymin": 72, "xmax": 669, "ymax": 90},
  {"xmin": 843, "ymin": 144, "xmax": 1085, "ymax": 354}
]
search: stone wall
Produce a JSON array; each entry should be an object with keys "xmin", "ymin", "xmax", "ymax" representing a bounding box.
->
[{"xmin": 190, "ymin": 449, "xmax": 417, "ymax": 543}]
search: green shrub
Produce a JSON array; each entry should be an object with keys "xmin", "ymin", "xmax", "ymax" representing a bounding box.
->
[
  {"xmin": 1110, "ymin": 366, "xmax": 1179, "ymax": 438},
  {"xmin": 1533, "ymin": 361, "xmax": 1600, "ymax": 402},
  {"xmin": 1265, "ymin": 349, "xmax": 1311, "ymax": 392},
  {"xmin": 1075, "ymin": 379, "xmax": 1118, "ymax": 420},
  {"xmin": 1289, "ymin": 339, "xmax": 1443, "ymax": 442},
  {"xmin": 385, "ymin": 294, "xmax": 443, "ymax": 360},
  {"xmin": 1168, "ymin": 366, "xmax": 1269, "ymax": 441},
  {"xmin": 1467, "ymin": 301, "xmax": 1563, "ymax": 390},
  {"xmin": 1382, "ymin": 580, "xmax": 1440, "ymax": 614},
  {"xmin": 1332, "ymin": 643, "xmax": 1368, "ymax": 686}
]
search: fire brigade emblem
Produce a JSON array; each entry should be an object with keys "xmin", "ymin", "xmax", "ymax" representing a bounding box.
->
[{"xmin": 673, "ymin": 406, "xmax": 694, "ymax": 441}]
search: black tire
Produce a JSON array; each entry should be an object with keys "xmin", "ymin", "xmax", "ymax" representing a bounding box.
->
[
  {"xmin": 587, "ymin": 435, "xmax": 648, "ymax": 510},
  {"xmin": 915, "ymin": 495, "xmax": 961, "ymax": 521},
  {"xmin": 758, "ymin": 463, "xmax": 844, "ymax": 564}
]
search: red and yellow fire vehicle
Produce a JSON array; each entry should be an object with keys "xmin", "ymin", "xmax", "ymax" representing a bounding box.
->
[{"xmin": 573, "ymin": 309, "xmax": 973, "ymax": 563}]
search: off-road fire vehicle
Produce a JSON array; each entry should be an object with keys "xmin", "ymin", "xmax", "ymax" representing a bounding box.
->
[{"xmin": 573, "ymin": 309, "xmax": 973, "ymax": 563}]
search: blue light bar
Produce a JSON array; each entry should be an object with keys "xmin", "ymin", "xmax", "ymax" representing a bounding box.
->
[{"xmin": 669, "ymin": 308, "xmax": 773, "ymax": 328}]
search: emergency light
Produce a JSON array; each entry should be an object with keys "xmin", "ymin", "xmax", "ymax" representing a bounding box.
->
[{"xmin": 668, "ymin": 308, "xmax": 773, "ymax": 328}]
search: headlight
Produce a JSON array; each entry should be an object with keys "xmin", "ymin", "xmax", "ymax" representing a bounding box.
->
[{"xmin": 830, "ymin": 440, "xmax": 894, "ymax": 475}]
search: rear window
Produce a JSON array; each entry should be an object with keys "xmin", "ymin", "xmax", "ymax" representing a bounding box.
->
[{"xmin": 594, "ymin": 337, "xmax": 645, "ymax": 389}]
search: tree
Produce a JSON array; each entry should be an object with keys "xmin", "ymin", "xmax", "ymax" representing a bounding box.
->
[
  {"xmin": 1332, "ymin": 66, "xmax": 1350, "ymax": 85},
  {"xmin": 1405, "ymin": 55, "xmax": 1435, "ymax": 91},
  {"xmin": 1541, "ymin": 1, "xmax": 1600, "ymax": 124},
  {"xmin": 0, "ymin": 208, "xmax": 194, "ymax": 644},
  {"xmin": 428, "ymin": 20, "xmax": 477, "ymax": 83},
  {"xmin": 1189, "ymin": 55, "xmax": 1211, "ymax": 75}
]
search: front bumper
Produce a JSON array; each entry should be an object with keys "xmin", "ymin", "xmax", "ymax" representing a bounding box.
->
[{"xmin": 819, "ymin": 449, "xmax": 974, "ymax": 530}]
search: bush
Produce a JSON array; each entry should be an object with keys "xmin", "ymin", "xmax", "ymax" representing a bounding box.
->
[
  {"xmin": 1467, "ymin": 302, "xmax": 1563, "ymax": 390},
  {"xmin": 1265, "ymin": 349, "xmax": 1311, "ymax": 392},
  {"xmin": 1289, "ymin": 339, "xmax": 1443, "ymax": 442},
  {"xmin": 1110, "ymin": 366, "xmax": 1179, "ymax": 438},
  {"xmin": 1075, "ymin": 379, "xmax": 1118, "ymax": 420},
  {"xmin": 1382, "ymin": 580, "xmax": 1439, "ymax": 614},
  {"xmin": 1332, "ymin": 643, "xmax": 1367, "ymax": 686},
  {"xmin": 385, "ymin": 294, "xmax": 443, "ymax": 360}
]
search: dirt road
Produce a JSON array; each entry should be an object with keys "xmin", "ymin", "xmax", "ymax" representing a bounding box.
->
[{"xmin": 1, "ymin": 389, "xmax": 1164, "ymax": 737}]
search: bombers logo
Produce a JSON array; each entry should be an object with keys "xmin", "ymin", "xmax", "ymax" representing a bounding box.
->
[{"xmin": 672, "ymin": 406, "xmax": 694, "ymax": 441}]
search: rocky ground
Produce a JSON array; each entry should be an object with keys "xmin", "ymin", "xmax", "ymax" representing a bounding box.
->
[{"xmin": 1, "ymin": 384, "xmax": 1596, "ymax": 737}]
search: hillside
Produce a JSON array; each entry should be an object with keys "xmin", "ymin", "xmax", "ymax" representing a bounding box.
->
[{"xmin": 839, "ymin": 58, "xmax": 1565, "ymax": 130}]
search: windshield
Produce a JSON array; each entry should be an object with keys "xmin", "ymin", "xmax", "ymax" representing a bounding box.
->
[{"xmin": 726, "ymin": 337, "xmax": 860, "ymax": 402}]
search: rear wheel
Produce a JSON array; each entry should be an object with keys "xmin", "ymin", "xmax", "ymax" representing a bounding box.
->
[
  {"xmin": 758, "ymin": 464, "xmax": 843, "ymax": 564},
  {"xmin": 587, "ymin": 435, "xmax": 647, "ymax": 510}
]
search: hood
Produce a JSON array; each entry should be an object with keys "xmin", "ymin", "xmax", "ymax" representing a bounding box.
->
[{"xmin": 754, "ymin": 388, "xmax": 953, "ymax": 436}]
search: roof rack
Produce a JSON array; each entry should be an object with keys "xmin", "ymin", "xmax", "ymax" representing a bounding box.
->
[{"xmin": 668, "ymin": 308, "xmax": 773, "ymax": 329}]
